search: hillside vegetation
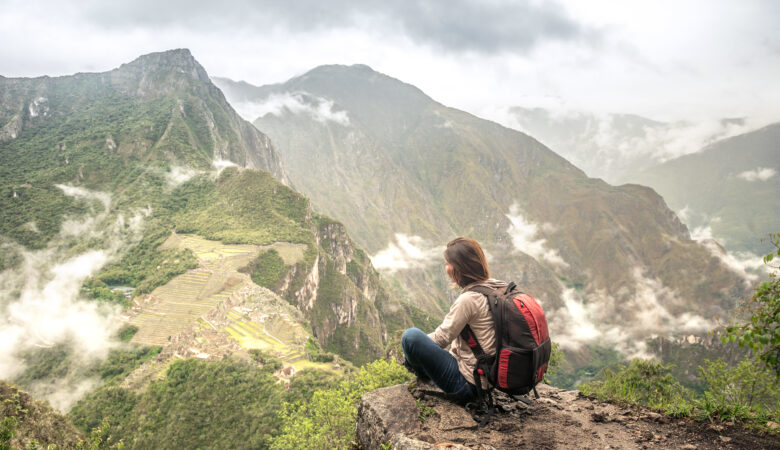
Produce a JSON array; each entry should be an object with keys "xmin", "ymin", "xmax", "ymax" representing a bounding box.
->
[{"xmin": 0, "ymin": 50, "xmax": 426, "ymax": 369}]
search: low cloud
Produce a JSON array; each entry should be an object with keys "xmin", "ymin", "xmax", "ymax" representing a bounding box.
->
[
  {"xmin": 677, "ymin": 208, "xmax": 766, "ymax": 284},
  {"xmin": 370, "ymin": 234, "xmax": 443, "ymax": 274},
  {"xmin": 0, "ymin": 186, "xmax": 146, "ymax": 411},
  {"xmin": 549, "ymin": 268, "xmax": 712, "ymax": 358},
  {"xmin": 505, "ymin": 204, "xmax": 568, "ymax": 268},
  {"xmin": 212, "ymin": 159, "xmax": 238, "ymax": 175},
  {"xmin": 698, "ymin": 239, "xmax": 764, "ymax": 285},
  {"xmin": 166, "ymin": 166, "xmax": 203, "ymax": 187},
  {"xmin": 498, "ymin": 108, "xmax": 768, "ymax": 183},
  {"xmin": 235, "ymin": 91, "xmax": 350, "ymax": 126},
  {"xmin": 55, "ymin": 184, "xmax": 112, "ymax": 238},
  {"xmin": 737, "ymin": 167, "xmax": 776, "ymax": 182}
]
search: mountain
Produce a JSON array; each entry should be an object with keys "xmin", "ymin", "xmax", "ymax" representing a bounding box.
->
[
  {"xmin": 626, "ymin": 123, "xmax": 780, "ymax": 255},
  {"xmin": 215, "ymin": 66, "xmax": 749, "ymax": 352},
  {"xmin": 0, "ymin": 50, "xmax": 427, "ymax": 378},
  {"xmin": 503, "ymin": 107, "xmax": 753, "ymax": 184},
  {"xmin": 0, "ymin": 49, "xmax": 287, "ymax": 251}
]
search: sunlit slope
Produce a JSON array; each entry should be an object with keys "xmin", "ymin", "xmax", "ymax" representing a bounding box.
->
[{"xmin": 627, "ymin": 123, "xmax": 780, "ymax": 254}]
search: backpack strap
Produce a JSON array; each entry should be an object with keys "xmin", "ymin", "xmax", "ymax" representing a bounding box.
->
[
  {"xmin": 459, "ymin": 283, "xmax": 517, "ymax": 426},
  {"xmin": 459, "ymin": 325, "xmax": 486, "ymax": 357}
]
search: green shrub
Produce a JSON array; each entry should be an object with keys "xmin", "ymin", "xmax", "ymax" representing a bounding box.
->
[
  {"xmin": 0, "ymin": 417, "xmax": 16, "ymax": 450},
  {"xmin": 305, "ymin": 337, "xmax": 335, "ymax": 363},
  {"xmin": 725, "ymin": 232, "xmax": 780, "ymax": 375},
  {"xmin": 698, "ymin": 357, "xmax": 780, "ymax": 423},
  {"xmin": 580, "ymin": 359, "xmax": 693, "ymax": 416},
  {"xmin": 545, "ymin": 342, "xmax": 564, "ymax": 379},
  {"xmin": 249, "ymin": 349, "xmax": 283, "ymax": 371},
  {"xmin": 269, "ymin": 359, "xmax": 413, "ymax": 449},
  {"xmin": 248, "ymin": 249, "xmax": 288, "ymax": 289},
  {"xmin": 285, "ymin": 369, "xmax": 342, "ymax": 405}
]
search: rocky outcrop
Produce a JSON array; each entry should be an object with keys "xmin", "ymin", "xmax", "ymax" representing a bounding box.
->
[
  {"xmin": 356, "ymin": 385, "xmax": 420, "ymax": 446},
  {"xmin": 356, "ymin": 381, "xmax": 780, "ymax": 449}
]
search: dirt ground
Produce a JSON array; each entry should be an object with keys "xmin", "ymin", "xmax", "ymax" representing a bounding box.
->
[{"xmin": 405, "ymin": 382, "xmax": 780, "ymax": 449}]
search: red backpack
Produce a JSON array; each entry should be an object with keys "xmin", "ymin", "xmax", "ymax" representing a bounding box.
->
[{"xmin": 460, "ymin": 282, "xmax": 551, "ymax": 424}]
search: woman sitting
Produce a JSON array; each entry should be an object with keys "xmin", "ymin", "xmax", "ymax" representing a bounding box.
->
[{"xmin": 402, "ymin": 237, "xmax": 507, "ymax": 403}]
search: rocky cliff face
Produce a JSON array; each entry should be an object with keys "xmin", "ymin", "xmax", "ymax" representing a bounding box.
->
[
  {"xmin": 274, "ymin": 216, "xmax": 411, "ymax": 364},
  {"xmin": 356, "ymin": 382, "xmax": 779, "ymax": 449}
]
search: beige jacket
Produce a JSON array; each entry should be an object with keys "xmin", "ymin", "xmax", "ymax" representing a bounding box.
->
[{"xmin": 428, "ymin": 279, "xmax": 508, "ymax": 385}]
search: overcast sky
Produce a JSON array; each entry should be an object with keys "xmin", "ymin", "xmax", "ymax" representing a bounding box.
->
[{"xmin": 2, "ymin": 0, "xmax": 779, "ymax": 124}]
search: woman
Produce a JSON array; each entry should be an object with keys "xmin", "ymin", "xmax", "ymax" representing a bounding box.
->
[{"xmin": 402, "ymin": 237, "xmax": 507, "ymax": 403}]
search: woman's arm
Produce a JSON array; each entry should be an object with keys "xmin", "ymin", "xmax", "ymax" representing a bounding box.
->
[{"xmin": 427, "ymin": 292, "xmax": 478, "ymax": 348}]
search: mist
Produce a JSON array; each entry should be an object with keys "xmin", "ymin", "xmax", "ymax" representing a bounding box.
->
[
  {"xmin": 678, "ymin": 207, "xmax": 767, "ymax": 284},
  {"xmin": 232, "ymin": 91, "xmax": 350, "ymax": 126},
  {"xmin": 548, "ymin": 267, "xmax": 713, "ymax": 358},
  {"xmin": 488, "ymin": 107, "xmax": 771, "ymax": 183},
  {"xmin": 370, "ymin": 233, "xmax": 443, "ymax": 273},
  {"xmin": 0, "ymin": 185, "xmax": 147, "ymax": 411},
  {"xmin": 505, "ymin": 204, "xmax": 568, "ymax": 268}
]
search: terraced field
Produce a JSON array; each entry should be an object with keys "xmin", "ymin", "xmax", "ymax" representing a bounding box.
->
[
  {"xmin": 130, "ymin": 272, "xmax": 243, "ymax": 346},
  {"xmin": 224, "ymin": 311, "xmax": 305, "ymax": 359},
  {"xmin": 128, "ymin": 233, "xmax": 315, "ymax": 369},
  {"xmin": 126, "ymin": 232, "xmax": 341, "ymax": 377},
  {"xmin": 130, "ymin": 233, "xmax": 263, "ymax": 346}
]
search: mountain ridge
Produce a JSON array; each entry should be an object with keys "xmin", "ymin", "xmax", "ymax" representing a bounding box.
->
[
  {"xmin": 216, "ymin": 66, "xmax": 748, "ymax": 354},
  {"xmin": 627, "ymin": 122, "xmax": 780, "ymax": 254}
]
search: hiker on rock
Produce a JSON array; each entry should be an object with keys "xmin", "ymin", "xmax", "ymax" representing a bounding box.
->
[
  {"xmin": 402, "ymin": 237, "xmax": 507, "ymax": 403},
  {"xmin": 402, "ymin": 237, "xmax": 551, "ymax": 419}
]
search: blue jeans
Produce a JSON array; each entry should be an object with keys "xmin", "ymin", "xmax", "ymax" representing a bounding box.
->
[{"xmin": 401, "ymin": 328, "xmax": 477, "ymax": 403}]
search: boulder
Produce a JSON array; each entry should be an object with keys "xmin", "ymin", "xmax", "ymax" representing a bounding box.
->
[{"xmin": 356, "ymin": 384, "xmax": 420, "ymax": 448}]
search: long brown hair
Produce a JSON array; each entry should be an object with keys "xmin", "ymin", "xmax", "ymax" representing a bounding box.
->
[{"xmin": 444, "ymin": 237, "xmax": 490, "ymax": 288}]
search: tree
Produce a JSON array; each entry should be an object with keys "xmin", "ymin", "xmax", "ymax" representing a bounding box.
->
[{"xmin": 725, "ymin": 233, "xmax": 780, "ymax": 376}]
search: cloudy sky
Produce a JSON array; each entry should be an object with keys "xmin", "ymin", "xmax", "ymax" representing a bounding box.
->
[{"xmin": 2, "ymin": 0, "xmax": 779, "ymax": 124}]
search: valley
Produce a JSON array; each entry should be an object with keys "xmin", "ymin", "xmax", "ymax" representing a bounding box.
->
[{"xmin": 0, "ymin": 48, "xmax": 776, "ymax": 448}]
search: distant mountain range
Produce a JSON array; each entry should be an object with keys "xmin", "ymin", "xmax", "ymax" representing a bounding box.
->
[
  {"xmin": 627, "ymin": 123, "xmax": 780, "ymax": 255},
  {"xmin": 214, "ymin": 66, "xmax": 748, "ymax": 353},
  {"xmin": 504, "ymin": 106, "xmax": 754, "ymax": 184}
]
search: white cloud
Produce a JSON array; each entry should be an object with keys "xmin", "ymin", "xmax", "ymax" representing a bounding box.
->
[
  {"xmin": 678, "ymin": 210, "xmax": 766, "ymax": 284},
  {"xmin": 166, "ymin": 165, "xmax": 203, "ymax": 187},
  {"xmin": 235, "ymin": 91, "xmax": 350, "ymax": 126},
  {"xmin": 212, "ymin": 158, "xmax": 238, "ymax": 175},
  {"xmin": 370, "ymin": 233, "xmax": 443, "ymax": 273},
  {"xmin": 549, "ymin": 268, "xmax": 712, "ymax": 357},
  {"xmin": 28, "ymin": 377, "xmax": 100, "ymax": 413},
  {"xmin": 698, "ymin": 239, "xmax": 764, "ymax": 284},
  {"xmin": 2, "ymin": 0, "xmax": 780, "ymax": 133},
  {"xmin": 737, "ymin": 167, "xmax": 776, "ymax": 182},
  {"xmin": 505, "ymin": 204, "xmax": 568, "ymax": 268},
  {"xmin": 490, "ymin": 107, "xmax": 769, "ymax": 182},
  {"xmin": 0, "ymin": 187, "xmax": 146, "ymax": 411}
]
